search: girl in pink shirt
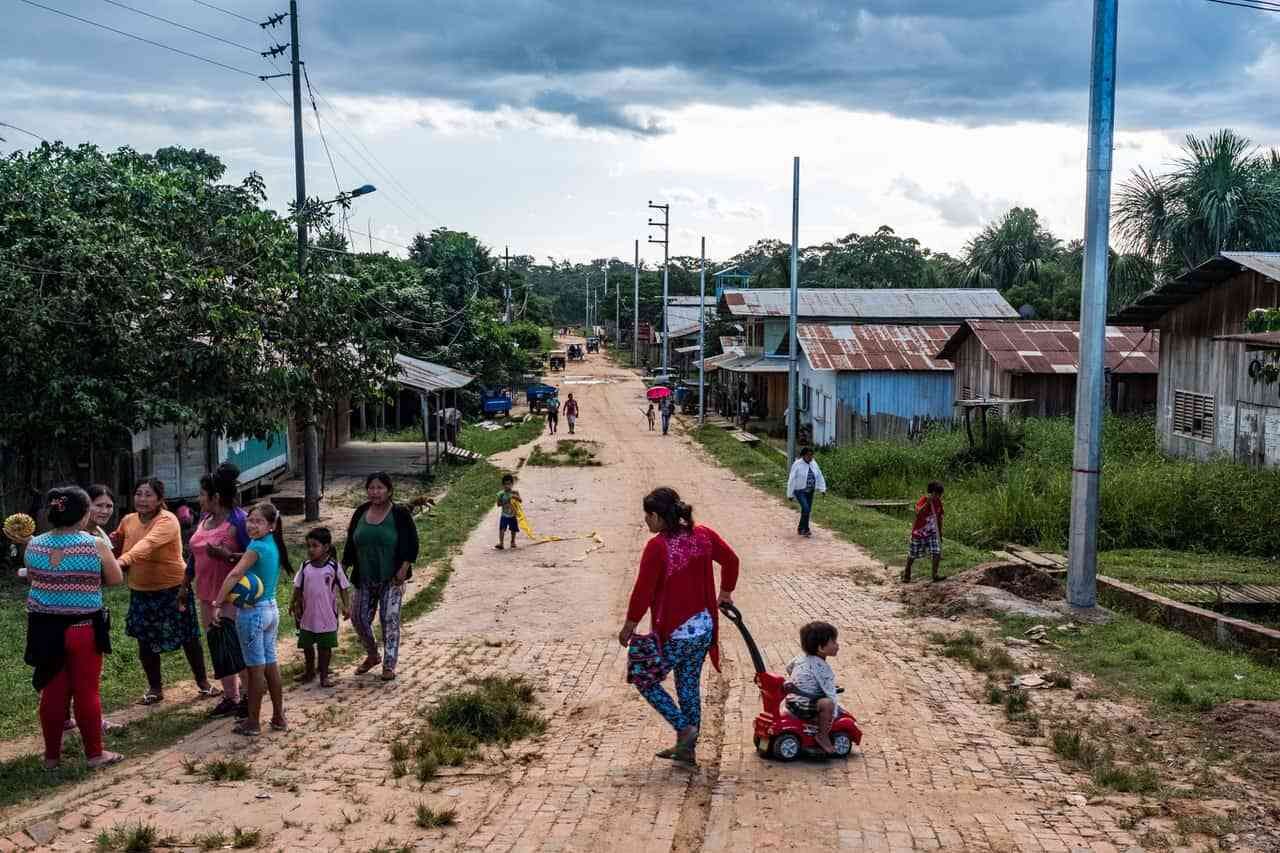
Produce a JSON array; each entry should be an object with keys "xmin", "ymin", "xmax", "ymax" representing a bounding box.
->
[{"xmin": 291, "ymin": 527, "xmax": 351, "ymax": 687}]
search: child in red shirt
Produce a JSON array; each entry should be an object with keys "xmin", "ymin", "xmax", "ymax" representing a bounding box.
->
[{"xmin": 902, "ymin": 481, "xmax": 944, "ymax": 583}]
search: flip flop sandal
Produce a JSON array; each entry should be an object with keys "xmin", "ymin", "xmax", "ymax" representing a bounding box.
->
[
  {"xmin": 232, "ymin": 722, "xmax": 261, "ymax": 737},
  {"xmin": 138, "ymin": 692, "xmax": 163, "ymax": 706},
  {"xmin": 197, "ymin": 685, "xmax": 222, "ymax": 698},
  {"xmin": 380, "ymin": 669, "xmax": 397, "ymax": 682},
  {"xmin": 269, "ymin": 720, "xmax": 289, "ymax": 732},
  {"xmin": 355, "ymin": 658, "xmax": 381, "ymax": 675},
  {"xmin": 87, "ymin": 751, "xmax": 123, "ymax": 769}
]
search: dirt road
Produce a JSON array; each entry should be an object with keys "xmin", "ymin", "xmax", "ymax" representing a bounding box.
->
[{"xmin": 0, "ymin": 347, "xmax": 1142, "ymax": 852}]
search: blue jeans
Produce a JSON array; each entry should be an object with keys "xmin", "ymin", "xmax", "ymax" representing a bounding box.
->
[
  {"xmin": 795, "ymin": 488, "xmax": 814, "ymax": 534},
  {"xmin": 661, "ymin": 413, "xmax": 671, "ymax": 435},
  {"xmin": 637, "ymin": 632, "xmax": 712, "ymax": 732},
  {"xmin": 235, "ymin": 599, "xmax": 279, "ymax": 667}
]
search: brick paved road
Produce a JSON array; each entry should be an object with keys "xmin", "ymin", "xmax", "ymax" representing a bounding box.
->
[{"xmin": 0, "ymin": 346, "xmax": 1143, "ymax": 852}]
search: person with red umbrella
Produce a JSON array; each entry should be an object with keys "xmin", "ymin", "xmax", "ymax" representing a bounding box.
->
[{"xmin": 647, "ymin": 386, "xmax": 674, "ymax": 435}]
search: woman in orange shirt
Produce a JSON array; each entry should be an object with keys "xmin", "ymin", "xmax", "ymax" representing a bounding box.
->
[{"xmin": 117, "ymin": 479, "xmax": 213, "ymax": 705}]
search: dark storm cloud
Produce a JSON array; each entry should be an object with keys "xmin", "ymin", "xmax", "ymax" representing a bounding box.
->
[{"xmin": 5, "ymin": 0, "xmax": 1280, "ymax": 134}]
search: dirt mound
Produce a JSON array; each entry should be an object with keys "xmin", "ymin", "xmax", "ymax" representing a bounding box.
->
[
  {"xmin": 973, "ymin": 563, "xmax": 1063, "ymax": 602},
  {"xmin": 1207, "ymin": 700, "xmax": 1280, "ymax": 765}
]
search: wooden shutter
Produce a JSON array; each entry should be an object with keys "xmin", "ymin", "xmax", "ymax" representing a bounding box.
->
[{"xmin": 1173, "ymin": 390, "xmax": 1215, "ymax": 442}]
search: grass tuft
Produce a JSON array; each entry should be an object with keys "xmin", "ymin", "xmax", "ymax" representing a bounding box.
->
[
  {"xmin": 527, "ymin": 439, "xmax": 603, "ymax": 467},
  {"xmin": 415, "ymin": 802, "xmax": 458, "ymax": 828},
  {"xmin": 199, "ymin": 757, "xmax": 251, "ymax": 782},
  {"xmin": 94, "ymin": 822, "xmax": 162, "ymax": 852},
  {"xmin": 193, "ymin": 831, "xmax": 227, "ymax": 851},
  {"xmin": 231, "ymin": 827, "xmax": 262, "ymax": 849}
]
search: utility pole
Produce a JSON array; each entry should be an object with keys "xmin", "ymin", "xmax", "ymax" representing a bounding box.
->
[
  {"xmin": 367, "ymin": 218, "xmax": 372, "ymax": 253},
  {"xmin": 501, "ymin": 246, "xmax": 514, "ymax": 323},
  {"xmin": 1067, "ymin": 0, "xmax": 1118, "ymax": 609},
  {"xmin": 583, "ymin": 272, "xmax": 592, "ymax": 335},
  {"xmin": 787, "ymin": 156, "xmax": 800, "ymax": 468},
  {"xmin": 648, "ymin": 201, "xmax": 670, "ymax": 371},
  {"xmin": 699, "ymin": 236, "xmax": 706, "ymax": 426},
  {"xmin": 285, "ymin": 0, "xmax": 320, "ymax": 522},
  {"xmin": 602, "ymin": 259, "xmax": 609, "ymax": 340},
  {"xmin": 633, "ymin": 240, "xmax": 640, "ymax": 365},
  {"xmin": 615, "ymin": 258, "xmax": 620, "ymax": 350}
]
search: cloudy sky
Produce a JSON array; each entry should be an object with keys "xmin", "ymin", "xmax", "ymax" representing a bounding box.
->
[{"xmin": 4, "ymin": 0, "xmax": 1280, "ymax": 264}]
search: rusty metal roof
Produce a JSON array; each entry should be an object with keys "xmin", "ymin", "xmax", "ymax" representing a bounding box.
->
[
  {"xmin": 1212, "ymin": 330, "xmax": 1280, "ymax": 351},
  {"xmin": 717, "ymin": 288, "xmax": 1017, "ymax": 321},
  {"xmin": 1111, "ymin": 251, "xmax": 1280, "ymax": 327},
  {"xmin": 935, "ymin": 321, "xmax": 1159, "ymax": 375},
  {"xmin": 798, "ymin": 324, "xmax": 957, "ymax": 372}
]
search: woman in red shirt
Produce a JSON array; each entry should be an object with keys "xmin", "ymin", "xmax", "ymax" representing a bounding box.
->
[{"xmin": 618, "ymin": 487, "xmax": 739, "ymax": 765}]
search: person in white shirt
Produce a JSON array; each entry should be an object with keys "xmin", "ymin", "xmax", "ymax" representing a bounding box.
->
[
  {"xmin": 786, "ymin": 447, "xmax": 826, "ymax": 537},
  {"xmin": 786, "ymin": 620, "xmax": 841, "ymax": 754}
]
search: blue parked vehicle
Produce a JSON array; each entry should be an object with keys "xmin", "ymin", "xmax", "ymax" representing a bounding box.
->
[
  {"xmin": 480, "ymin": 388, "xmax": 513, "ymax": 417},
  {"xmin": 526, "ymin": 383, "xmax": 558, "ymax": 413}
]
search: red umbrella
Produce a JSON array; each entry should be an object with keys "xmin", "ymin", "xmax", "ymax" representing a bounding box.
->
[{"xmin": 646, "ymin": 386, "xmax": 672, "ymax": 401}]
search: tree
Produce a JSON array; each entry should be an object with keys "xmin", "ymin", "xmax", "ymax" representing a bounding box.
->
[
  {"xmin": 963, "ymin": 207, "xmax": 1062, "ymax": 291},
  {"xmin": 1114, "ymin": 129, "xmax": 1280, "ymax": 279}
]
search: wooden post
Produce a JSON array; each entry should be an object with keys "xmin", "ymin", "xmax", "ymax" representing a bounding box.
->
[{"xmin": 419, "ymin": 392, "xmax": 432, "ymax": 480}]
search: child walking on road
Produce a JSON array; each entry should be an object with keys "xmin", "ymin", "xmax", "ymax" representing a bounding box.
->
[
  {"xmin": 902, "ymin": 481, "xmax": 944, "ymax": 583},
  {"xmin": 291, "ymin": 527, "xmax": 351, "ymax": 687},
  {"xmin": 496, "ymin": 474, "xmax": 521, "ymax": 550},
  {"xmin": 646, "ymin": 403, "xmax": 656, "ymax": 431}
]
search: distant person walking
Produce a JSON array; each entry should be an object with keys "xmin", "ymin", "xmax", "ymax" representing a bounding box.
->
[
  {"xmin": 619, "ymin": 487, "xmax": 739, "ymax": 765},
  {"xmin": 661, "ymin": 397, "xmax": 675, "ymax": 435},
  {"xmin": 343, "ymin": 472, "xmax": 419, "ymax": 681},
  {"xmin": 546, "ymin": 393, "xmax": 560, "ymax": 435},
  {"xmin": 786, "ymin": 447, "xmax": 827, "ymax": 537},
  {"xmin": 117, "ymin": 479, "xmax": 213, "ymax": 705},
  {"xmin": 25, "ymin": 487, "xmax": 124, "ymax": 769},
  {"xmin": 646, "ymin": 403, "xmax": 656, "ymax": 431},
  {"xmin": 564, "ymin": 393, "xmax": 580, "ymax": 434}
]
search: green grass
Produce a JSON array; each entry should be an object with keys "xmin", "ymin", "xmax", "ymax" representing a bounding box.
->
[
  {"xmin": 1097, "ymin": 549, "xmax": 1280, "ymax": 586},
  {"xmin": 415, "ymin": 802, "xmax": 457, "ymax": 828},
  {"xmin": 692, "ymin": 426, "xmax": 987, "ymax": 577},
  {"xmin": 397, "ymin": 675, "xmax": 544, "ymax": 782},
  {"xmin": 998, "ymin": 613, "xmax": 1280, "ymax": 710},
  {"xmin": 539, "ymin": 326, "xmax": 558, "ymax": 352},
  {"xmin": 458, "ymin": 417, "xmax": 545, "ymax": 457},
  {"xmin": 527, "ymin": 440, "xmax": 602, "ymax": 467}
]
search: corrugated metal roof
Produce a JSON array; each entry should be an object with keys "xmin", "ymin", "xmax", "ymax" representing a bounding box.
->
[
  {"xmin": 1111, "ymin": 252, "xmax": 1280, "ymax": 327},
  {"xmin": 668, "ymin": 296, "xmax": 717, "ymax": 306},
  {"xmin": 718, "ymin": 288, "xmax": 1018, "ymax": 321},
  {"xmin": 393, "ymin": 354, "xmax": 474, "ymax": 392},
  {"xmin": 666, "ymin": 301, "xmax": 711, "ymax": 338},
  {"xmin": 936, "ymin": 321, "xmax": 1159, "ymax": 375},
  {"xmin": 717, "ymin": 353, "xmax": 790, "ymax": 373},
  {"xmin": 798, "ymin": 324, "xmax": 957, "ymax": 372},
  {"xmin": 1212, "ymin": 330, "xmax": 1280, "ymax": 350}
]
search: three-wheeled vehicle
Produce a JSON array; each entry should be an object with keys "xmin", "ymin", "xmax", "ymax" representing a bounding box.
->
[
  {"xmin": 586, "ymin": 336, "xmax": 600, "ymax": 354},
  {"xmin": 548, "ymin": 350, "xmax": 567, "ymax": 371},
  {"xmin": 526, "ymin": 383, "xmax": 558, "ymax": 413},
  {"xmin": 567, "ymin": 344, "xmax": 584, "ymax": 362},
  {"xmin": 479, "ymin": 388, "xmax": 512, "ymax": 417}
]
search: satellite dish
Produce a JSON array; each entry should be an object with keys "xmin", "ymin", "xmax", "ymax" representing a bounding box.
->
[{"xmin": 1019, "ymin": 303, "xmax": 1037, "ymax": 319}]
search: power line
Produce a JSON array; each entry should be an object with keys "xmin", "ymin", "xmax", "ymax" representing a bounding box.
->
[
  {"xmin": 188, "ymin": 0, "xmax": 258, "ymax": 25},
  {"xmin": 98, "ymin": 0, "xmax": 262, "ymax": 54},
  {"xmin": 1203, "ymin": 0, "xmax": 1280, "ymax": 11},
  {"xmin": 301, "ymin": 65, "xmax": 350, "ymax": 244},
  {"xmin": 18, "ymin": 0, "xmax": 260, "ymax": 78},
  {"xmin": 0, "ymin": 121, "xmax": 45, "ymax": 142}
]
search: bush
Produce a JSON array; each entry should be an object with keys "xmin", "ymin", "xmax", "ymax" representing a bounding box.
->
[{"xmin": 817, "ymin": 415, "xmax": 1280, "ymax": 557}]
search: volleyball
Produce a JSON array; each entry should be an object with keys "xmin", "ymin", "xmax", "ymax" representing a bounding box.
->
[{"xmin": 227, "ymin": 573, "xmax": 265, "ymax": 608}]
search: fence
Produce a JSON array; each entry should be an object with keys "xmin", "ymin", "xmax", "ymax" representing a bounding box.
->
[{"xmin": 831, "ymin": 401, "xmax": 950, "ymax": 446}]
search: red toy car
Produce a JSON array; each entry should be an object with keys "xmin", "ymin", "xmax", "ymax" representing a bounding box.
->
[{"xmin": 719, "ymin": 603, "xmax": 863, "ymax": 760}]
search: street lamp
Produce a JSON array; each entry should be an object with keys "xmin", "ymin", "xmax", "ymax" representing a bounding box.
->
[{"xmin": 298, "ymin": 182, "xmax": 376, "ymax": 522}]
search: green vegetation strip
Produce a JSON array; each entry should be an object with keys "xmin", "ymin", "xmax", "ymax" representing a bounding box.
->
[
  {"xmin": 0, "ymin": 459, "xmax": 508, "ymax": 812},
  {"xmin": 527, "ymin": 440, "xmax": 602, "ymax": 467},
  {"xmin": 459, "ymin": 418, "xmax": 545, "ymax": 458},
  {"xmin": 692, "ymin": 426, "xmax": 986, "ymax": 577}
]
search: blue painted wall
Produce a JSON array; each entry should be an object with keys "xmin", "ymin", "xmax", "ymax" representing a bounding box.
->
[{"xmin": 834, "ymin": 371, "xmax": 955, "ymax": 420}]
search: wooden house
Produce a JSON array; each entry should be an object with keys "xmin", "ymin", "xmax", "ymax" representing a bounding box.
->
[
  {"xmin": 715, "ymin": 288, "xmax": 1017, "ymax": 421},
  {"xmin": 1113, "ymin": 252, "xmax": 1280, "ymax": 466},
  {"xmin": 797, "ymin": 324, "xmax": 957, "ymax": 446},
  {"xmin": 935, "ymin": 320, "xmax": 1159, "ymax": 417}
]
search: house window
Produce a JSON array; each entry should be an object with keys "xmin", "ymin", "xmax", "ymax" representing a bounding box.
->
[
  {"xmin": 801, "ymin": 382, "xmax": 812, "ymax": 412},
  {"xmin": 1173, "ymin": 390, "xmax": 1215, "ymax": 442}
]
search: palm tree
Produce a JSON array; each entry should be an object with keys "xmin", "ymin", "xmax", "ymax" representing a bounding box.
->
[
  {"xmin": 1114, "ymin": 129, "xmax": 1280, "ymax": 278},
  {"xmin": 962, "ymin": 207, "xmax": 1062, "ymax": 290}
]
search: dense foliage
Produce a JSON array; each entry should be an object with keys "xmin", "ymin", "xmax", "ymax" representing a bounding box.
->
[{"xmin": 817, "ymin": 417, "xmax": 1280, "ymax": 557}]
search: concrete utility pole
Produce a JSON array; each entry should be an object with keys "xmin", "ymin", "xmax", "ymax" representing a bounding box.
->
[
  {"xmin": 614, "ymin": 260, "xmax": 620, "ymax": 349},
  {"xmin": 633, "ymin": 240, "xmax": 640, "ymax": 365},
  {"xmin": 501, "ymin": 246, "xmax": 514, "ymax": 323},
  {"xmin": 699, "ymin": 236, "xmax": 707, "ymax": 426},
  {"xmin": 648, "ymin": 201, "xmax": 670, "ymax": 371},
  {"xmin": 1067, "ymin": 0, "xmax": 1119, "ymax": 609},
  {"xmin": 583, "ymin": 272, "xmax": 592, "ymax": 334},
  {"xmin": 787, "ymin": 157, "xmax": 800, "ymax": 468},
  {"xmin": 602, "ymin": 259, "xmax": 609, "ymax": 340},
  {"xmin": 287, "ymin": 0, "xmax": 321, "ymax": 522}
]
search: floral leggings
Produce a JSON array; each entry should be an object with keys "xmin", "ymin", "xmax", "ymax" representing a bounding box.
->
[
  {"xmin": 636, "ymin": 632, "xmax": 712, "ymax": 732},
  {"xmin": 351, "ymin": 581, "xmax": 403, "ymax": 671}
]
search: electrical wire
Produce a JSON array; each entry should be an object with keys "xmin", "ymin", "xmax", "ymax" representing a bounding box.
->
[
  {"xmin": 17, "ymin": 0, "xmax": 261, "ymax": 77},
  {"xmin": 98, "ymin": 0, "xmax": 262, "ymax": 54},
  {"xmin": 189, "ymin": 0, "xmax": 259, "ymax": 25},
  {"xmin": 302, "ymin": 64, "xmax": 352, "ymax": 246},
  {"xmin": 1203, "ymin": 0, "xmax": 1280, "ymax": 11},
  {"xmin": 0, "ymin": 121, "xmax": 45, "ymax": 142}
]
